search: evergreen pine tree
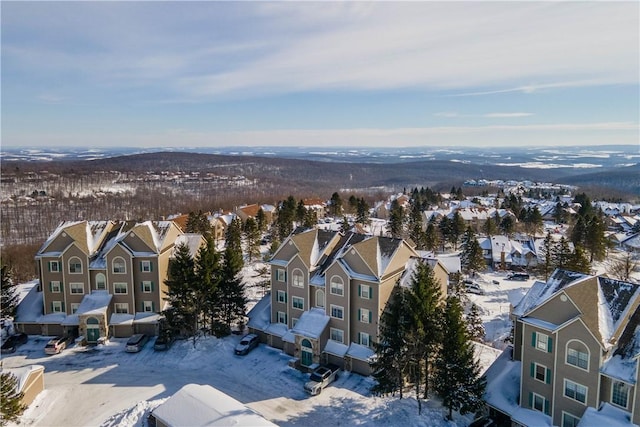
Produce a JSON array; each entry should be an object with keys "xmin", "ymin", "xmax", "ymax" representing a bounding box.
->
[
  {"xmin": 371, "ymin": 285, "xmax": 412, "ymax": 398},
  {"xmin": 339, "ymin": 216, "xmax": 351, "ymax": 234},
  {"xmin": 356, "ymin": 198, "xmax": 370, "ymax": 225},
  {"xmin": 466, "ymin": 303, "xmax": 485, "ymax": 342},
  {"xmin": 243, "ymin": 217, "xmax": 261, "ymax": 262},
  {"xmin": 567, "ymin": 246, "xmax": 591, "ymax": 274},
  {"xmin": 388, "ymin": 199, "xmax": 405, "ymax": 238},
  {"xmin": 538, "ymin": 232, "xmax": 555, "ymax": 280},
  {"xmin": 482, "ymin": 215, "xmax": 497, "ymax": 237},
  {"xmin": 450, "ymin": 212, "xmax": 466, "ymax": 250},
  {"xmin": 164, "ymin": 243, "xmax": 198, "ymax": 343},
  {"xmin": 499, "ymin": 215, "xmax": 515, "ymax": 237},
  {"xmin": 225, "ymin": 218, "xmax": 244, "ymax": 269},
  {"xmin": 255, "ymin": 208, "xmax": 267, "ymax": 232},
  {"xmin": 434, "ymin": 296, "xmax": 486, "ymax": 421},
  {"xmin": 408, "ymin": 201, "xmax": 426, "ymax": 249},
  {"xmin": 296, "ymin": 199, "xmax": 306, "ymax": 224},
  {"xmin": 438, "ymin": 216, "xmax": 452, "ymax": 251},
  {"xmin": 185, "ymin": 210, "xmax": 212, "ymax": 238},
  {"xmin": 216, "ymin": 240, "xmax": 248, "ymax": 335},
  {"xmin": 424, "ymin": 220, "xmax": 440, "ymax": 252},
  {"xmin": 329, "ymin": 192, "xmax": 343, "ymax": 217},
  {"xmin": 1, "ymin": 264, "xmax": 19, "ymax": 318},
  {"xmin": 0, "ymin": 372, "xmax": 26, "ymax": 427},
  {"xmin": 408, "ymin": 260, "xmax": 444, "ymax": 398},
  {"xmin": 194, "ymin": 236, "xmax": 221, "ymax": 333},
  {"xmin": 553, "ymin": 237, "xmax": 572, "ymax": 270},
  {"xmin": 585, "ymin": 214, "xmax": 606, "ymax": 262},
  {"xmin": 460, "ymin": 228, "xmax": 485, "ymax": 276}
]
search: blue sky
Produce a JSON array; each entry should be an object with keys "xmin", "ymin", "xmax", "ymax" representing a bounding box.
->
[{"xmin": 2, "ymin": 1, "xmax": 638, "ymax": 148}]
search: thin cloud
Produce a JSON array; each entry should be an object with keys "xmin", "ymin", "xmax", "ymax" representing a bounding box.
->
[
  {"xmin": 434, "ymin": 112, "xmax": 534, "ymax": 118},
  {"xmin": 483, "ymin": 113, "xmax": 534, "ymax": 118}
]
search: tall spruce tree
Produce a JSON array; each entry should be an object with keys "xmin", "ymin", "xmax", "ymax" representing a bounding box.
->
[
  {"xmin": 356, "ymin": 198, "xmax": 370, "ymax": 226},
  {"xmin": 225, "ymin": 218, "xmax": 244, "ymax": 269},
  {"xmin": 1, "ymin": 264, "xmax": 19, "ymax": 318},
  {"xmin": 466, "ymin": 303, "xmax": 486, "ymax": 342},
  {"xmin": 585, "ymin": 214, "xmax": 606, "ymax": 262},
  {"xmin": 255, "ymin": 208, "xmax": 267, "ymax": 232},
  {"xmin": 243, "ymin": 217, "xmax": 261, "ymax": 262},
  {"xmin": 408, "ymin": 202, "xmax": 426, "ymax": 249},
  {"xmin": 194, "ymin": 236, "xmax": 221, "ymax": 333},
  {"xmin": 388, "ymin": 199, "xmax": 405, "ymax": 238},
  {"xmin": 408, "ymin": 260, "xmax": 444, "ymax": 398},
  {"xmin": 164, "ymin": 243, "xmax": 198, "ymax": 344},
  {"xmin": 0, "ymin": 372, "xmax": 26, "ymax": 427},
  {"xmin": 553, "ymin": 237, "xmax": 572, "ymax": 270},
  {"xmin": 216, "ymin": 236, "xmax": 248, "ymax": 335},
  {"xmin": 539, "ymin": 232, "xmax": 555, "ymax": 280},
  {"xmin": 185, "ymin": 210, "xmax": 212, "ymax": 238},
  {"xmin": 424, "ymin": 219, "xmax": 440, "ymax": 252},
  {"xmin": 450, "ymin": 212, "xmax": 466, "ymax": 250},
  {"xmin": 434, "ymin": 296, "xmax": 486, "ymax": 421},
  {"xmin": 460, "ymin": 228, "xmax": 485, "ymax": 276},
  {"xmin": 371, "ymin": 285, "xmax": 412, "ymax": 398},
  {"xmin": 329, "ymin": 192, "xmax": 343, "ymax": 217}
]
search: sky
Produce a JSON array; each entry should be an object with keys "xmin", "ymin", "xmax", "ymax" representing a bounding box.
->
[{"xmin": 2, "ymin": 1, "xmax": 639, "ymax": 149}]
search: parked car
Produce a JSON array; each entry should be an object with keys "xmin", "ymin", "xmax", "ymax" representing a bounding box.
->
[
  {"xmin": 465, "ymin": 282, "xmax": 485, "ymax": 295},
  {"xmin": 492, "ymin": 279, "xmax": 500, "ymax": 285},
  {"xmin": 45, "ymin": 335, "xmax": 72, "ymax": 355},
  {"xmin": 507, "ymin": 272, "xmax": 530, "ymax": 281},
  {"xmin": 153, "ymin": 334, "xmax": 175, "ymax": 351},
  {"xmin": 234, "ymin": 333, "xmax": 259, "ymax": 355},
  {"xmin": 1, "ymin": 332, "xmax": 28, "ymax": 354},
  {"xmin": 125, "ymin": 334, "xmax": 149, "ymax": 353},
  {"xmin": 304, "ymin": 365, "xmax": 340, "ymax": 395}
]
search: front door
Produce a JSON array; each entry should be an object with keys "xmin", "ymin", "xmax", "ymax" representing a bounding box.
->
[
  {"xmin": 86, "ymin": 317, "xmax": 100, "ymax": 342},
  {"xmin": 301, "ymin": 338, "xmax": 313, "ymax": 366}
]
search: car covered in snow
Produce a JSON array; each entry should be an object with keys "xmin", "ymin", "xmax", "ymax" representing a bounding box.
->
[
  {"xmin": 234, "ymin": 334, "xmax": 259, "ymax": 355},
  {"xmin": 465, "ymin": 282, "xmax": 485, "ymax": 295}
]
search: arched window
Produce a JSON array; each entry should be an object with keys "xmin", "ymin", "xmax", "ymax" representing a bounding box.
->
[
  {"xmin": 316, "ymin": 289, "xmax": 325, "ymax": 308},
  {"xmin": 302, "ymin": 339, "xmax": 312, "ymax": 349},
  {"xmin": 566, "ymin": 340, "xmax": 589, "ymax": 371},
  {"xmin": 68, "ymin": 257, "xmax": 83, "ymax": 274},
  {"xmin": 96, "ymin": 273, "xmax": 106, "ymax": 290},
  {"xmin": 112, "ymin": 257, "xmax": 126, "ymax": 274},
  {"xmin": 87, "ymin": 317, "xmax": 99, "ymax": 325},
  {"xmin": 292, "ymin": 269, "xmax": 304, "ymax": 288},
  {"xmin": 330, "ymin": 276, "xmax": 344, "ymax": 296}
]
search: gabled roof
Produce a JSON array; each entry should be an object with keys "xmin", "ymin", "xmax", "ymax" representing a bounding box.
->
[
  {"xmin": 291, "ymin": 308, "xmax": 330, "ymax": 340},
  {"xmin": 37, "ymin": 220, "xmax": 115, "ymax": 257}
]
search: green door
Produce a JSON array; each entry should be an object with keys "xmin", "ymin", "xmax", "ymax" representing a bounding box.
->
[
  {"xmin": 86, "ymin": 317, "xmax": 100, "ymax": 342},
  {"xmin": 301, "ymin": 339, "xmax": 313, "ymax": 366}
]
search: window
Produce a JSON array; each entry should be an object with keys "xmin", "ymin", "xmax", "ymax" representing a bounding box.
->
[
  {"xmin": 113, "ymin": 258, "xmax": 126, "ymax": 274},
  {"xmin": 140, "ymin": 261, "xmax": 152, "ymax": 272},
  {"xmin": 277, "ymin": 290, "xmax": 287, "ymax": 303},
  {"xmin": 277, "ymin": 311, "xmax": 287, "ymax": 324},
  {"xmin": 330, "ymin": 305, "xmax": 344, "ymax": 320},
  {"xmin": 114, "ymin": 303, "xmax": 129, "ymax": 314},
  {"xmin": 49, "ymin": 261, "xmax": 60, "ymax": 272},
  {"xmin": 531, "ymin": 362, "xmax": 550, "ymax": 384},
  {"xmin": 143, "ymin": 301, "xmax": 154, "ymax": 312},
  {"xmin": 292, "ymin": 296, "xmax": 304, "ymax": 310},
  {"xmin": 69, "ymin": 258, "xmax": 82, "ymax": 274},
  {"xmin": 359, "ymin": 284, "xmax": 372, "ymax": 299},
  {"xmin": 564, "ymin": 379, "xmax": 587, "ymax": 404},
  {"xmin": 359, "ymin": 332, "xmax": 370, "ymax": 347},
  {"xmin": 562, "ymin": 412, "xmax": 580, "ymax": 427},
  {"xmin": 52, "ymin": 301, "xmax": 63, "ymax": 313},
  {"xmin": 292, "ymin": 318, "xmax": 298, "ymax": 327},
  {"xmin": 330, "ymin": 328, "xmax": 344, "ymax": 343},
  {"xmin": 96, "ymin": 273, "xmax": 106, "ymax": 290},
  {"xmin": 316, "ymin": 289, "xmax": 325, "ymax": 308},
  {"xmin": 142, "ymin": 281, "xmax": 153, "ymax": 293},
  {"xmin": 532, "ymin": 331, "xmax": 552, "ymax": 352},
  {"xmin": 276, "ymin": 269, "xmax": 286, "ymax": 282},
  {"xmin": 114, "ymin": 282, "xmax": 128, "ymax": 294},
  {"xmin": 566, "ymin": 343, "xmax": 589, "ymax": 370},
  {"xmin": 330, "ymin": 277, "xmax": 344, "ymax": 296},
  {"xmin": 612, "ymin": 381, "xmax": 629, "ymax": 408},
  {"xmin": 70, "ymin": 303, "xmax": 80, "ymax": 314},
  {"xmin": 359, "ymin": 308, "xmax": 372, "ymax": 324},
  {"xmin": 292, "ymin": 269, "xmax": 304, "ymax": 287},
  {"xmin": 50, "ymin": 281, "xmax": 61, "ymax": 293},
  {"xmin": 70, "ymin": 282, "xmax": 84, "ymax": 294},
  {"xmin": 532, "ymin": 392, "xmax": 545, "ymax": 412}
]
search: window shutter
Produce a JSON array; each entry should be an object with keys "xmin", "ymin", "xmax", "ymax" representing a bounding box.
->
[
  {"xmin": 50, "ymin": 302, "xmax": 54, "ymax": 312},
  {"xmin": 358, "ymin": 285, "xmax": 361, "ymax": 297},
  {"xmin": 285, "ymin": 292, "xmax": 287, "ymax": 303},
  {"xmin": 358, "ymin": 309, "xmax": 361, "ymax": 321},
  {"xmin": 62, "ymin": 302, "xmax": 65, "ymax": 311},
  {"xmin": 369, "ymin": 310, "xmax": 372, "ymax": 323},
  {"xmin": 141, "ymin": 302, "xmax": 144, "ymax": 312},
  {"xmin": 544, "ymin": 399, "xmax": 550, "ymax": 415},
  {"xmin": 548, "ymin": 336, "xmax": 553, "ymax": 353},
  {"xmin": 49, "ymin": 282, "xmax": 52, "ymax": 292},
  {"xmin": 152, "ymin": 301, "xmax": 155, "ymax": 312},
  {"xmin": 150, "ymin": 262, "xmax": 153, "ymax": 272},
  {"xmin": 140, "ymin": 261, "xmax": 143, "ymax": 271},
  {"xmin": 530, "ymin": 362, "xmax": 535, "ymax": 378},
  {"xmin": 357, "ymin": 332, "xmax": 361, "ymax": 344},
  {"xmin": 528, "ymin": 392, "xmax": 533, "ymax": 408},
  {"xmin": 151, "ymin": 282, "xmax": 154, "ymax": 292},
  {"xmin": 47, "ymin": 262, "xmax": 51, "ymax": 272},
  {"xmin": 531, "ymin": 331, "xmax": 537, "ymax": 347},
  {"xmin": 285, "ymin": 271, "xmax": 287, "ymax": 282},
  {"xmin": 141, "ymin": 282, "xmax": 144, "ymax": 292},
  {"xmin": 58, "ymin": 261, "xmax": 62, "ymax": 271},
  {"xmin": 369, "ymin": 287, "xmax": 373, "ymax": 299},
  {"xmin": 546, "ymin": 368, "xmax": 551, "ymax": 384}
]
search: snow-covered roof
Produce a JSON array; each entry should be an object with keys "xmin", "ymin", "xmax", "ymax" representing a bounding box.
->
[
  {"xmin": 436, "ymin": 254, "xmax": 460, "ymax": 274},
  {"xmin": 577, "ymin": 403, "xmax": 636, "ymax": 427},
  {"xmin": 174, "ymin": 233, "xmax": 203, "ymax": 258},
  {"xmin": 324, "ymin": 339, "xmax": 348, "ymax": 357},
  {"xmin": 61, "ymin": 314, "xmax": 79, "ymax": 326},
  {"xmin": 15, "ymin": 284, "xmax": 42, "ymax": 323},
  {"xmin": 151, "ymin": 383, "xmax": 277, "ymax": 427},
  {"xmin": 3, "ymin": 365, "xmax": 45, "ymax": 394},
  {"xmin": 110, "ymin": 313, "xmax": 134, "ymax": 325},
  {"xmin": 291, "ymin": 308, "xmax": 330, "ymax": 340},
  {"xmin": 513, "ymin": 270, "xmax": 589, "ymax": 317},
  {"xmin": 134, "ymin": 312, "xmax": 163, "ymax": 324},
  {"xmin": 37, "ymin": 312, "xmax": 67, "ymax": 324},
  {"xmin": 247, "ymin": 293, "xmax": 271, "ymax": 332},
  {"xmin": 347, "ymin": 342, "xmax": 375, "ymax": 362},
  {"xmin": 76, "ymin": 290, "xmax": 112, "ymax": 317}
]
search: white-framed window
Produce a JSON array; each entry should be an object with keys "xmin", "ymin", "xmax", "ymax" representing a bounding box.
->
[
  {"xmin": 330, "ymin": 304, "xmax": 344, "ymax": 320},
  {"xmin": 533, "ymin": 331, "xmax": 551, "ymax": 352},
  {"xmin": 50, "ymin": 281, "xmax": 61, "ymax": 293},
  {"xmin": 70, "ymin": 303, "xmax": 80, "ymax": 314},
  {"xmin": 96, "ymin": 273, "xmax": 106, "ymax": 290},
  {"xmin": 114, "ymin": 303, "xmax": 129, "ymax": 314},
  {"xmin": 143, "ymin": 301, "xmax": 153, "ymax": 312},
  {"xmin": 292, "ymin": 269, "xmax": 304, "ymax": 287},
  {"xmin": 52, "ymin": 301, "xmax": 63, "ymax": 313},
  {"xmin": 292, "ymin": 318, "xmax": 298, "ymax": 327},
  {"xmin": 330, "ymin": 328, "xmax": 344, "ymax": 343},
  {"xmin": 140, "ymin": 260, "xmax": 152, "ymax": 272},
  {"xmin": 359, "ymin": 284, "xmax": 372, "ymax": 299},
  {"xmin": 113, "ymin": 258, "xmax": 126, "ymax": 274},
  {"xmin": 564, "ymin": 379, "xmax": 587, "ymax": 404},
  {"xmin": 566, "ymin": 342, "xmax": 589, "ymax": 370},
  {"xmin": 562, "ymin": 412, "xmax": 580, "ymax": 427},
  {"xmin": 69, "ymin": 257, "xmax": 83, "ymax": 274},
  {"xmin": 277, "ymin": 290, "xmax": 287, "ymax": 303},
  {"xmin": 532, "ymin": 392, "xmax": 545, "ymax": 412},
  {"xmin": 330, "ymin": 276, "xmax": 344, "ymax": 296},
  {"xmin": 277, "ymin": 311, "xmax": 287, "ymax": 324},
  {"xmin": 531, "ymin": 362, "xmax": 550, "ymax": 384},
  {"xmin": 142, "ymin": 281, "xmax": 153, "ymax": 293},
  {"xmin": 48, "ymin": 261, "xmax": 61, "ymax": 272},
  {"xmin": 114, "ymin": 282, "xmax": 128, "ymax": 294},
  {"xmin": 316, "ymin": 289, "xmax": 325, "ymax": 308},
  {"xmin": 70, "ymin": 282, "xmax": 84, "ymax": 294},
  {"xmin": 292, "ymin": 296, "xmax": 304, "ymax": 310},
  {"xmin": 359, "ymin": 332, "xmax": 370, "ymax": 347},
  {"xmin": 359, "ymin": 308, "xmax": 371, "ymax": 324},
  {"xmin": 276, "ymin": 269, "xmax": 286, "ymax": 282},
  {"xmin": 612, "ymin": 381, "xmax": 629, "ymax": 409}
]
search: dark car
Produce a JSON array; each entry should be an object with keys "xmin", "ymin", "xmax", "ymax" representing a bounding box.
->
[
  {"xmin": 125, "ymin": 334, "xmax": 149, "ymax": 353},
  {"xmin": 235, "ymin": 333, "xmax": 259, "ymax": 355},
  {"xmin": 1, "ymin": 332, "xmax": 28, "ymax": 354},
  {"xmin": 153, "ymin": 335, "xmax": 175, "ymax": 351},
  {"xmin": 507, "ymin": 273, "xmax": 530, "ymax": 281}
]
